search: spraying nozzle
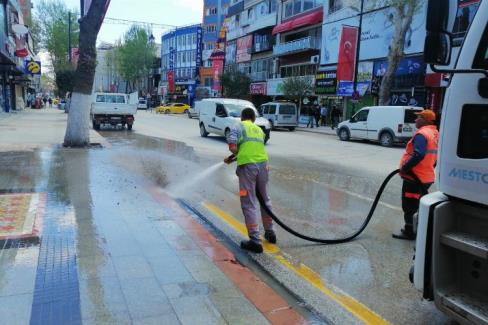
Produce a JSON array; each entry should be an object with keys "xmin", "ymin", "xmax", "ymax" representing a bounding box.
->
[{"xmin": 224, "ymin": 154, "xmax": 236, "ymax": 164}]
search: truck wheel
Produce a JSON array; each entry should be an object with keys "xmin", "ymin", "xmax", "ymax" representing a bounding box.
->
[
  {"xmin": 288, "ymin": 127, "xmax": 295, "ymax": 131},
  {"xmin": 200, "ymin": 123, "xmax": 208, "ymax": 137},
  {"xmin": 339, "ymin": 128, "xmax": 350, "ymax": 141},
  {"xmin": 127, "ymin": 124, "xmax": 133, "ymax": 131},
  {"xmin": 379, "ymin": 132, "xmax": 394, "ymax": 147}
]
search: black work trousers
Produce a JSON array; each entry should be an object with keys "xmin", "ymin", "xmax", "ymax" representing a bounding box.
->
[{"xmin": 401, "ymin": 179, "xmax": 432, "ymax": 232}]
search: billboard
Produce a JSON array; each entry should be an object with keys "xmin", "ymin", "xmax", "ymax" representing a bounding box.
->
[
  {"xmin": 321, "ymin": 1, "xmax": 427, "ymax": 65},
  {"xmin": 236, "ymin": 35, "xmax": 253, "ymax": 63}
]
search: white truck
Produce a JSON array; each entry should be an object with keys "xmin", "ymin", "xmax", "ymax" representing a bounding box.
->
[
  {"xmin": 91, "ymin": 92, "xmax": 138, "ymax": 130},
  {"xmin": 413, "ymin": 1, "xmax": 488, "ymax": 324}
]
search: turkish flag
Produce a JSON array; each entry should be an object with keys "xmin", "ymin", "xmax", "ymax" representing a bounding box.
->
[
  {"xmin": 167, "ymin": 71, "xmax": 175, "ymax": 93},
  {"xmin": 337, "ymin": 26, "xmax": 358, "ymax": 82}
]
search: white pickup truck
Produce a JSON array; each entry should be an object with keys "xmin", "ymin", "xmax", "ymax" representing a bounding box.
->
[{"xmin": 91, "ymin": 92, "xmax": 138, "ymax": 130}]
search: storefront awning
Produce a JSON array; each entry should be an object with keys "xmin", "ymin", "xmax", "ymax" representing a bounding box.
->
[{"xmin": 272, "ymin": 9, "xmax": 323, "ymax": 35}]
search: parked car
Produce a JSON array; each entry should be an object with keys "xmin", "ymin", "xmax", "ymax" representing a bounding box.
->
[
  {"xmin": 137, "ymin": 98, "xmax": 148, "ymax": 110},
  {"xmin": 155, "ymin": 103, "xmax": 190, "ymax": 114},
  {"xmin": 187, "ymin": 105, "xmax": 199, "ymax": 119},
  {"xmin": 91, "ymin": 92, "xmax": 137, "ymax": 130},
  {"xmin": 260, "ymin": 101, "xmax": 298, "ymax": 131},
  {"xmin": 197, "ymin": 98, "xmax": 271, "ymax": 144},
  {"xmin": 337, "ymin": 106, "xmax": 423, "ymax": 146}
]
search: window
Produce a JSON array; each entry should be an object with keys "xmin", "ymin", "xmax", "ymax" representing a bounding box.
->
[
  {"xmin": 96, "ymin": 95, "xmax": 105, "ymax": 103},
  {"xmin": 216, "ymin": 104, "xmax": 227, "ymax": 117},
  {"xmin": 206, "ymin": 25, "xmax": 216, "ymax": 32},
  {"xmin": 293, "ymin": 0, "xmax": 301, "ymax": 15},
  {"xmin": 210, "ymin": 7, "xmax": 218, "ymax": 15},
  {"xmin": 116, "ymin": 95, "xmax": 125, "ymax": 103},
  {"xmin": 270, "ymin": 0, "xmax": 277, "ymax": 13},
  {"xmin": 262, "ymin": 105, "xmax": 268, "ymax": 114},
  {"xmin": 279, "ymin": 105, "xmax": 296, "ymax": 114},
  {"xmin": 303, "ymin": 0, "xmax": 314, "ymax": 11},
  {"xmin": 284, "ymin": 1, "xmax": 293, "ymax": 17},
  {"xmin": 473, "ymin": 23, "xmax": 488, "ymax": 70},
  {"xmin": 452, "ymin": 3, "xmax": 480, "ymax": 39},
  {"xmin": 268, "ymin": 105, "xmax": 276, "ymax": 114},
  {"xmin": 353, "ymin": 109, "xmax": 369, "ymax": 122}
]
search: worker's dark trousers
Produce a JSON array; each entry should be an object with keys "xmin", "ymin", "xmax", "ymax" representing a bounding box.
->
[{"xmin": 402, "ymin": 179, "xmax": 432, "ymax": 233}]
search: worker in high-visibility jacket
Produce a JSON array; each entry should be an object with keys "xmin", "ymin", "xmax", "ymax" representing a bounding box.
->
[
  {"xmin": 225, "ymin": 107, "xmax": 275, "ymax": 253},
  {"xmin": 393, "ymin": 109, "xmax": 439, "ymax": 240}
]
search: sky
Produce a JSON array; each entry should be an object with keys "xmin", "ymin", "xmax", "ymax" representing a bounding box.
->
[{"xmin": 62, "ymin": 0, "xmax": 203, "ymax": 44}]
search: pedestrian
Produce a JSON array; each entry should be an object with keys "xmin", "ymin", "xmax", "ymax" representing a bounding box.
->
[
  {"xmin": 331, "ymin": 106, "xmax": 340, "ymax": 129},
  {"xmin": 225, "ymin": 107, "xmax": 276, "ymax": 253},
  {"xmin": 314, "ymin": 106, "xmax": 321, "ymax": 127},
  {"xmin": 306, "ymin": 107, "xmax": 314, "ymax": 128},
  {"xmin": 393, "ymin": 110, "xmax": 439, "ymax": 240},
  {"xmin": 48, "ymin": 97, "xmax": 52, "ymax": 108},
  {"xmin": 320, "ymin": 104, "xmax": 328, "ymax": 126},
  {"xmin": 42, "ymin": 96, "xmax": 47, "ymax": 108}
]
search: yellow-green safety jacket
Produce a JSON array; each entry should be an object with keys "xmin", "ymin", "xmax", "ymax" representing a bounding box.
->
[{"xmin": 236, "ymin": 121, "xmax": 268, "ymax": 166}]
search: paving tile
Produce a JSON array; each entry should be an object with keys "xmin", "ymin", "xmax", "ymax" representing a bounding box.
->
[
  {"xmin": 148, "ymin": 254, "xmax": 193, "ymax": 285},
  {"xmin": 82, "ymin": 310, "xmax": 132, "ymax": 325},
  {"xmin": 0, "ymin": 247, "xmax": 39, "ymax": 296},
  {"xmin": 77, "ymin": 254, "xmax": 117, "ymax": 280},
  {"xmin": 162, "ymin": 281, "xmax": 213, "ymax": 299},
  {"xmin": 170, "ymin": 296, "xmax": 226, "ymax": 325},
  {"xmin": 210, "ymin": 295, "xmax": 270, "ymax": 325},
  {"xmin": 265, "ymin": 307, "xmax": 309, "ymax": 325},
  {"xmin": 120, "ymin": 277, "xmax": 174, "ymax": 320},
  {"xmin": 76, "ymin": 236, "xmax": 108, "ymax": 258},
  {"xmin": 112, "ymin": 255, "xmax": 154, "ymax": 280},
  {"xmin": 132, "ymin": 314, "xmax": 181, "ymax": 325},
  {"xmin": 79, "ymin": 276, "xmax": 128, "ymax": 320},
  {"xmin": 105, "ymin": 237, "xmax": 143, "ymax": 257},
  {"xmin": 180, "ymin": 254, "xmax": 224, "ymax": 283},
  {"xmin": 0, "ymin": 293, "xmax": 33, "ymax": 325}
]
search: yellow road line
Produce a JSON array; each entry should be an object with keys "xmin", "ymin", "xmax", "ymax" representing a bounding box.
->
[{"xmin": 202, "ymin": 202, "xmax": 390, "ymax": 325}]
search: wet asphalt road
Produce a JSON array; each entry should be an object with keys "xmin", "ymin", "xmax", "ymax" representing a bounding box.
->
[{"xmin": 101, "ymin": 111, "xmax": 449, "ymax": 324}]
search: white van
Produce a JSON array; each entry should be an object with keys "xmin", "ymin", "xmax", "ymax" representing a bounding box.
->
[
  {"xmin": 198, "ymin": 98, "xmax": 271, "ymax": 143},
  {"xmin": 336, "ymin": 106, "xmax": 423, "ymax": 146},
  {"xmin": 260, "ymin": 101, "xmax": 298, "ymax": 131}
]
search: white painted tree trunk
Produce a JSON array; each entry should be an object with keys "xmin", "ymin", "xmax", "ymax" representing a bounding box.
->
[{"xmin": 63, "ymin": 92, "xmax": 91, "ymax": 147}]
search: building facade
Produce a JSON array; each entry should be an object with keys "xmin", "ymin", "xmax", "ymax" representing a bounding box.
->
[
  {"xmin": 160, "ymin": 24, "xmax": 203, "ymax": 104},
  {"xmin": 0, "ymin": 0, "xmax": 37, "ymax": 112}
]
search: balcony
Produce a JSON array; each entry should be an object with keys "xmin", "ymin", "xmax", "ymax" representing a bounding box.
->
[
  {"xmin": 250, "ymin": 71, "xmax": 270, "ymax": 82},
  {"xmin": 247, "ymin": 13, "xmax": 277, "ymax": 34},
  {"xmin": 272, "ymin": 36, "xmax": 320, "ymax": 56}
]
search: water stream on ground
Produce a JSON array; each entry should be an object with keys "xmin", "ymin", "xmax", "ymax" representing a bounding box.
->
[{"xmin": 166, "ymin": 161, "xmax": 225, "ymax": 197}]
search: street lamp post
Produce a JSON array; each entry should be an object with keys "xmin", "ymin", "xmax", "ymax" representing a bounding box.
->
[{"xmin": 145, "ymin": 33, "xmax": 155, "ymax": 102}]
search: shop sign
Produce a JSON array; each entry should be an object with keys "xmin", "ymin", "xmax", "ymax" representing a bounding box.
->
[
  {"xmin": 357, "ymin": 61, "xmax": 373, "ymax": 82},
  {"xmin": 167, "ymin": 71, "xmax": 175, "ymax": 93},
  {"xmin": 25, "ymin": 59, "xmax": 41, "ymax": 74},
  {"xmin": 373, "ymin": 56, "xmax": 425, "ymax": 77},
  {"xmin": 267, "ymin": 78, "xmax": 285, "ymax": 96},
  {"xmin": 236, "ymin": 35, "xmax": 253, "ymax": 63},
  {"xmin": 196, "ymin": 28, "xmax": 202, "ymax": 69},
  {"xmin": 336, "ymin": 81, "xmax": 369, "ymax": 97},
  {"xmin": 321, "ymin": 2, "xmax": 427, "ymax": 65},
  {"xmin": 226, "ymin": 41, "xmax": 236, "ymax": 64},
  {"xmin": 169, "ymin": 47, "xmax": 176, "ymax": 70},
  {"xmin": 315, "ymin": 70, "xmax": 337, "ymax": 95},
  {"xmin": 250, "ymin": 82, "xmax": 267, "ymax": 95}
]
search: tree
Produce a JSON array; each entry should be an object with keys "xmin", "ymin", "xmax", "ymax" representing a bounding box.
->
[
  {"xmin": 378, "ymin": 0, "xmax": 423, "ymax": 105},
  {"xmin": 282, "ymin": 76, "xmax": 314, "ymax": 115},
  {"xmin": 220, "ymin": 70, "xmax": 251, "ymax": 99},
  {"xmin": 55, "ymin": 68, "xmax": 76, "ymax": 96},
  {"xmin": 63, "ymin": 0, "xmax": 110, "ymax": 147},
  {"xmin": 114, "ymin": 26, "xmax": 156, "ymax": 93},
  {"xmin": 33, "ymin": 1, "xmax": 80, "ymax": 75}
]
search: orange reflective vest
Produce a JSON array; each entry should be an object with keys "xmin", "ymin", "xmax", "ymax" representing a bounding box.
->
[{"xmin": 400, "ymin": 125, "xmax": 439, "ymax": 184}]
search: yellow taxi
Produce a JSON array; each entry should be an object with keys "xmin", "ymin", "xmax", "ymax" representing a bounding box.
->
[{"xmin": 155, "ymin": 103, "xmax": 190, "ymax": 114}]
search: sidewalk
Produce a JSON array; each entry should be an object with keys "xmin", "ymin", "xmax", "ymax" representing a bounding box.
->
[
  {"xmin": 296, "ymin": 125, "xmax": 337, "ymax": 136},
  {"xmin": 0, "ymin": 109, "xmax": 309, "ymax": 325}
]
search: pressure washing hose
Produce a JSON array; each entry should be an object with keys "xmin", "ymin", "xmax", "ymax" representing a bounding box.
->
[{"xmin": 255, "ymin": 169, "xmax": 427, "ymax": 244}]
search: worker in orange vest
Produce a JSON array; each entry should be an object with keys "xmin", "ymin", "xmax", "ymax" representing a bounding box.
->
[{"xmin": 393, "ymin": 110, "xmax": 439, "ymax": 240}]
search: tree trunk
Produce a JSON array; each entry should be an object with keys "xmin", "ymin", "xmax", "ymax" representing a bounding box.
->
[
  {"xmin": 378, "ymin": 4, "xmax": 416, "ymax": 105},
  {"xmin": 64, "ymin": 0, "xmax": 110, "ymax": 147}
]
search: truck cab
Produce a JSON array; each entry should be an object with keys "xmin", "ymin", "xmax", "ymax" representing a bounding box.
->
[{"xmin": 414, "ymin": 1, "xmax": 488, "ymax": 324}]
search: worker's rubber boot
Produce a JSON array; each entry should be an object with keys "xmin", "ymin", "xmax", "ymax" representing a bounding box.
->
[
  {"xmin": 240, "ymin": 240, "xmax": 263, "ymax": 253},
  {"xmin": 264, "ymin": 230, "xmax": 277, "ymax": 244},
  {"xmin": 392, "ymin": 227, "xmax": 416, "ymax": 240}
]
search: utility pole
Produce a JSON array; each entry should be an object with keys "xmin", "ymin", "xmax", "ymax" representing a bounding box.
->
[
  {"xmin": 68, "ymin": 11, "xmax": 72, "ymax": 63},
  {"xmin": 352, "ymin": 0, "xmax": 364, "ymax": 93}
]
